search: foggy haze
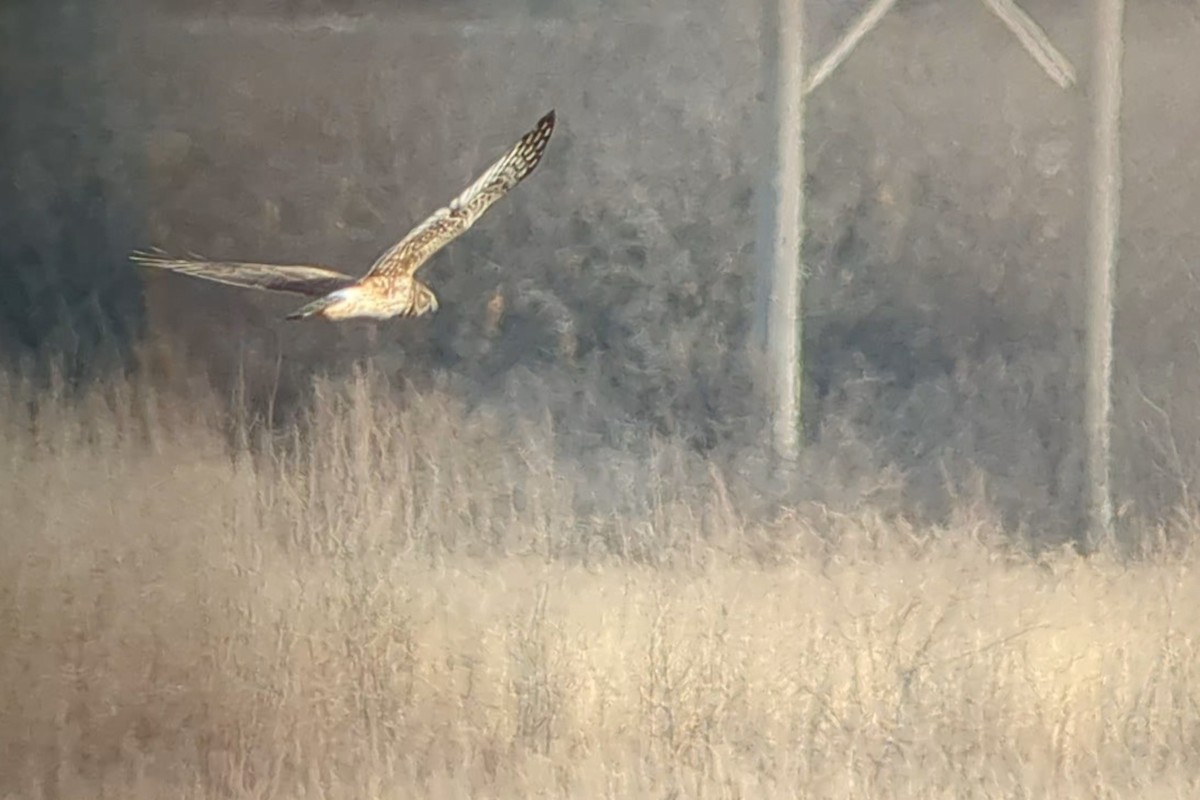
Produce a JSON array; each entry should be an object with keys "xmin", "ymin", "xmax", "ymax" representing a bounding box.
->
[
  {"xmin": 4, "ymin": 0, "xmax": 1200, "ymax": 537},
  {"xmin": 13, "ymin": 2, "xmax": 1200, "ymax": 796}
]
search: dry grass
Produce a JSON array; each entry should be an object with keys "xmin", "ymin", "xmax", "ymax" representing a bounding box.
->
[{"xmin": 3, "ymin": 364, "xmax": 1200, "ymax": 799}]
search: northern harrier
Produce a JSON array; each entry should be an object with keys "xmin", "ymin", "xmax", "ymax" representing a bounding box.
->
[{"xmin": 131, "ymin": 110, "xmax": 556, "ymax": 321}]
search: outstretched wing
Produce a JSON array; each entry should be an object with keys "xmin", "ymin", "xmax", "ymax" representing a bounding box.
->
[
  {"xmin": 131, "ymin": 250, "xmax": 357, "ymax": 298},
  {"xmin": 365, "ymin": 109, "xmax": 556, "ymax": 280}
]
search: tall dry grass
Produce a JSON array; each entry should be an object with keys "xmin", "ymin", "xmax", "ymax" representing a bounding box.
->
[{"xmin": 2, "ymin": 364, "xmax": 1200, "ymax": 798}]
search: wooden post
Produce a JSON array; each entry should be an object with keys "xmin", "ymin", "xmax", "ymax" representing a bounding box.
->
[
  {"xmin": 1084, "ymin": 0, "xmax": 1125, "ymax": 548},
  {"xmin": 763, "ymin": 0, "xmax": 806, "ymax": 462}
]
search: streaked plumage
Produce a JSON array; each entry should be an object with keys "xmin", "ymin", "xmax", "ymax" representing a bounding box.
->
[{"xmin": 131, "ymin": 110, "xmax": 556, "ymax": 322}]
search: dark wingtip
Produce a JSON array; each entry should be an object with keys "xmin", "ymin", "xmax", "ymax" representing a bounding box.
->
[
  {"xmin": 285, "ymin": 294, "xmax": 333, "ymax": 321},
  {"xmin": 129, "ymin": 248, "xmax": 162, "ymax": 266},
  {"xmin": 540, "ymin": 109, "xmax": 556, "ymax": 129}
]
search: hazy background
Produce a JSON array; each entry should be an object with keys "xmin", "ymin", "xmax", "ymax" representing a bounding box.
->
[
  {"xmin": 5, "ymin": 0, "xmax": 1200, "ymax": 539},
  {"xmin": 11, "ymin": 3, "xmax": 1200, "ymax": 796}
]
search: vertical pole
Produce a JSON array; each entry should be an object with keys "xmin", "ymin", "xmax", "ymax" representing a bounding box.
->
[
  {"xmin": 1084, "ymin": 0, "xmax": 1125, "ymax": 548},
  {"xmin": 765, "ymin": 0, "xmax": 806, "ymax": 462}
]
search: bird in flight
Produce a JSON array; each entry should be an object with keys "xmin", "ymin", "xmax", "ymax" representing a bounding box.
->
[{"xmin": 131, "ymin": 110, "xmax": 556, "ymax": 322}]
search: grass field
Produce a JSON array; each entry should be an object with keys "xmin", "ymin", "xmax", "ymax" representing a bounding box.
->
[{"xmin": 3, "ymin": 364, "xmax": 1200, "ymax": 799}]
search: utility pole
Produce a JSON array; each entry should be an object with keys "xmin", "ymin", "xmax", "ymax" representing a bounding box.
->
[
  {"xmin": 1084, "ymin": 0, "xmax": 1125, "ymax": 548},
  {"xmin": 763, "ymin": 0, "xmax": 806, "ymax": 462},
  {"xmin": 755, "ymin": 0, "xmax": 1075, "ymax": 476}
]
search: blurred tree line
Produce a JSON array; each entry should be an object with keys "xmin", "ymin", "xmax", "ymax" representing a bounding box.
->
[
  {"xmin": 3, "ymin": 0, "xmax": 1199, "ymax": 539},
  {"xmin": 0, "ymin": 0, "xmax": 143, "ymax": 376}
]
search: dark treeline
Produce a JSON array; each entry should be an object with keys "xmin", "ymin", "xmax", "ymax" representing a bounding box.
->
[{"xmin": 3, "ymin": 0, "xmax": 1199, "ymax": 540}]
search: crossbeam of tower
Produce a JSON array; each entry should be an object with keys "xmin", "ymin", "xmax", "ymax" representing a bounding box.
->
[{"xmin": 764, "ymin": 0, "xmax": 1120, "ymax": 551}]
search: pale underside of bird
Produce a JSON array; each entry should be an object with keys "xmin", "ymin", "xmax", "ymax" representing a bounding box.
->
[{"xmin": 131, "ymin": 110, "xmax": 556, "ymax": 322}]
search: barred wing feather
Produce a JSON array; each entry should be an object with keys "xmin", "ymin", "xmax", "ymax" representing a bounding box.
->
[
  {"xmin": 365, "ymin": 109, "xmax": 556, "ymax": 280},
  {"xmin": 130, "ymin": 251, "xmax": 357, "ymax": 298}
]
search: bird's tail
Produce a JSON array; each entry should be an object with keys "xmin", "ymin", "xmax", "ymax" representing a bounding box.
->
[{"xmin": 284, "ymin": 295, "xmax": 336, "ymax": 321}]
